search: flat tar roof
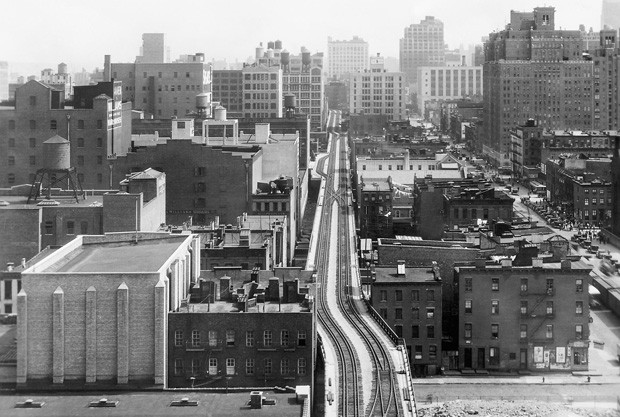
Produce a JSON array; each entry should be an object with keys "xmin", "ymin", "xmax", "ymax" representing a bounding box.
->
[
  {"xmin": 52, "ymin": 237, "xmax": 187, "ymax": 273},
  {"xmin": 184, "ymin": 300, "xmax": 310, "ymax": 314}
]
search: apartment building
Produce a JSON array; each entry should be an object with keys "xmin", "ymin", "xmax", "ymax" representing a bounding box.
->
[
  {"xmin": 327, "ymin": 36, "xmax": 369, "ymax": 80},
  {"xmin": 400, "ymin": 16, "xmax": 445, "ymax": 88}
]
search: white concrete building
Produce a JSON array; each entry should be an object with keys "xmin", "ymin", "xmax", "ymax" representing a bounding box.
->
[
  {"xmin": 416, "ymin": 66, "xmax": 483, "ymax": 115},
  {"xmin": 241, "ymin": 65, "xmax": 283, "ymax": 119},
  {"xmin": 327, "ymin": 36, "xmax": 369, "ymax": 80}
]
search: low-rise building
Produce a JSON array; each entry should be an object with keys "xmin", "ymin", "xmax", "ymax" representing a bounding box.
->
[
  {"xmin": 168, "ymin": 267, "xmax": 315, "ymax": 389},
  {"xmin": 371, "ymin": 261, "xmax": 443, "ymax": 375},
  {"xmin": 455, "ymin": 257, "xmax": 592, "ymax": 372}
]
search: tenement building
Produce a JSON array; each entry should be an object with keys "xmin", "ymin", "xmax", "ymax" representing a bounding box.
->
[{"xmin": 455, "ymin": 257, "xmax": 592, "ymax": 372}]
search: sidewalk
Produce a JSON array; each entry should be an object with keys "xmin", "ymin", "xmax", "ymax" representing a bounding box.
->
[{"xmin": 411, "ymin": 371, "xmax": 620, "ymax": 385}]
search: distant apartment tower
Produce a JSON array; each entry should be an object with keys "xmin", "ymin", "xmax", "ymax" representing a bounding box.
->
[
  {"xmin": 0, "ymin": 61, "xmax": 8, "ymax": 101},
  {"xmin": 602, "ymin": 0, "xmax": 620, "ymax": 30},
  {"xmin": 483, "ymin": 7, "xmax": 593, "ymax": 167},
  {"xmin": 254, "ymin": 41, "xmax": 325, "ymax": 128},
  {"xmin": 137, "ymin": 33, "xmax": 167, "ymax": 63},
  {"xmin": 416, "ymin": 66, "xmax": 483, "ymax": 114},
  {"xmin": 348, "ymin": 55, "xmax": 406, "ymax": 120},
  {"xmin": 591, "ymin": 29, "xmax": 620, "ymax": 131},
  {"xmin": 400, "ymin": 16, "xmax": 445, "ymax": 88},
  {"xmin": 327, "ymin": 36, "xmax": 369, "ymax": 80},
  {"xmin": 212, "ymin": 70, "xmax": 243, "ymax": 118},
  {"xmin": 241, "ymin": 65, "xmax": 283, "ymax": 118},
  {"xmin": 108, "ymin": 52, "xmax": 212, "ymax": 119}
]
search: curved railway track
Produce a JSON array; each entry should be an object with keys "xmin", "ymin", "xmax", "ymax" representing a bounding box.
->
[{"xmin": 315, "ymin": 124, "xmax": 404, "ymax": 416}]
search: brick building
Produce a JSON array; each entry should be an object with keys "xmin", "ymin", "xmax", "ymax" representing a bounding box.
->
[
  {"xmin": 0, "ymin": 80, "xmax": 132, "ymax": 189},
  {"xmin": 16, "ymin": 231, "xmax": 200, "ymax": 388},
  {"xmin": 212, "ymin": 70, "xmax": 243, "ymax": 118},
  {"xmin": 357, "ymin": 177, "xmax": 393, "ymax": 239},
  {"xmin": 371, "ymin": 262, "xmax": 442, "ymax": 375},
  {"xmin": 455, "ymin": 257, "xmax": 592, "ymax": 372},
  {"xmin": 510, "ymin": 119, "xmax": 543, "ymax": 180},
  {"xmin": 168, "ymin": 267, "xmax": 315, "ymax": 389}
]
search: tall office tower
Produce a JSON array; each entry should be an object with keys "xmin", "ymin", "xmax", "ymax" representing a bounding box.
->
[
  {"xmin": 0, "ymin": 62, "xmax": 8, "ymax": 101},
  {"xmin": 591, "ymin": 29, "xmax": 620, "ymax": 131},
  {"xmin": 483, "ymin": 7, "xmax": 593, "ymax": 167},
  {"xmin": 399, "ymin": 16, "xmax": 445, "ymax": 88},
  {"xmin": 327, "ymin": 36, "xmax": 369, "ymax": 80},
  {"xmin": 602, "ymin": 0, "xmax": 620, "ymax": 30},
  {"xmin": 137, "ymin": 33, "xmax": 167, "ymax": 63}
]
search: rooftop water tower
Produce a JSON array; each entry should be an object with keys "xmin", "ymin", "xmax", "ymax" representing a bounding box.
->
[{"xmin": 27, "ymin": 135, "xmax": 85, "ymax": 203}]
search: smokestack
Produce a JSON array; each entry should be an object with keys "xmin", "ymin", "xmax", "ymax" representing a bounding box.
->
[{"xmin": 104, "ymin": 55, "xmax": 112, "ymax": 82}]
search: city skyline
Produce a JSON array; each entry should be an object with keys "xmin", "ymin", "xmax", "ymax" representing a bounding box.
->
[{"xmin": 1, "ymin": 0, "xmax": 603, "ymax": 75}]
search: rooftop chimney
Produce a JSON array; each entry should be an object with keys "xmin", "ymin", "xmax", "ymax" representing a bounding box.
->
[
  {"xmin": 396, "ymin": 260, "xmax": 406, "ymax": 275},
  {"xmin": 560, "ymin": 259, "xmax": 572, "ymax": 270}
]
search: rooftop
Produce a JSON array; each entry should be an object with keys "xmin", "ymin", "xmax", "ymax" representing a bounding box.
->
[
  {"xmin": 32, "ymin": 234, "xmax": 189, "ymax": 274},
  {"xmin": 374, "ymin": 265, "xmax": 438, "ymax": 284}
]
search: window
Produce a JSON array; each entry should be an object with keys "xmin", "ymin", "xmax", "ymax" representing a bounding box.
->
[
  {"xmin": 491, "ymin": 324, "xmax": 499, "ymax": 338},
  {"xmin": 491, "ymin": 278, "xmax": 499, "ymax": 291},
  {"xmin": 520, "ymin": 300, "xmax": 528, "ymax": 315},
  {"xmin": 29, "ymin": 155, "xmax": 35, "ymax": 166},
  {"xmin": 77, "ymin": 119, "xmax": 84, "ymax": 129},
  {"xmin": 226, "ymin": 358, "xmax": 235, "ymax": 375},
  {"xmin": 464, "ymin": 323, "xmax": 472, "ymax": 339},
  {"xmin": 411, "ymin": 290, "xmax": 419, "ymax": 301},
  {"xmin": 380, "ymin": 290, "xmax": 387, "ymax": 302},
  {"xmin": 426, "ymin": 307, "xmax": 435, "ymax": 319},
  {"xmin": 298, "ymin": 358, "xmax": 307, "ymax": 375},
  {"xmin": 8, "ymin": 120, "xmax": 15, "ymax": 130},
  {"xmin": 191, "ymin": 358, "xmax": 200, "ymax": 375},
  {"xmin": 576, "ymin": 279, "xmax": 583, "ymax": 293},
  {"xmin": 465, "ymin": 278, "xmax": 472, "ymax": 292},
  {"xmin": 96, "ymin": 137, "xmax": 103, "ymax": 148},
  {"xmin": 491, "ymin": 300, "xmax": 499, "ymax": 315},
  {"xmin": 7, "ymin": 173, "xmax": 15, "ymax": 184},
  {"xmin": 50, "ymin": 120, "xmax": 57, "ymax": 130},
  {"xmin": 8, "ymin": 156, "xmax": 15, "ymax": 166},
  {"xmin": 427, "ymin": 289, "xmax": 435, "ymax": 301},
  {"xmin": 465, "ymin": 299, "xmax": 472, "ymax": 314},
  {"xmin": 489, "ymin": 347, "xmax": 499, "ymax": 365},
  {"xmin": 412, "ymin": 307, "xmax": 419, "ymax": 320},
  {"xmin": 427, "ymin": 325, "xmax": 435, "ymax": 338},
  {"xmin": 546, "ymin": 279, "xmax": 554, "ymax": 294},
  {"xmin": 395, "ymin": 308, "xmax": 402, "ymax": 320},
  {"xmin": 520, "ymin": 279, "xmax": 528, "ymax": 293},
  {"xmin": 546, "ymin": 301, "xmax": 554, "ymax": 316},
  {"xmin": 546, "ymin": 324, "xmax": 553, "ymax": 339},
  {"xmin": 97, "ymin": 155, "xmax": 103, "ymax": 165},
  {"xmin": 279, "ymin": 358, "xmax": 290, "ymax": 375},
  {"xmin": 174, "ymin": 330, "xmax": 183, "ymax": 347},
  {"xmin": 29, "ymin": 137, "xmax": 36, "ymax": 148},
  {"xmin": 576, "ymin": 301, "xmax": 583, "ymax": 315},
  {"xmin": 264, "ymin": 358, "xmax": 272, "ymax": 375},
  {"xmin": 77, "ymin": 137, "xmax": 84, "ymax": 147},
  {"xmin": 575, "ymin": 325, "xmax": 583, "ymax": 339},
  {"xmin": 298, "ymin": 330, "xmax": 306, "ymax": 346},
  {"xmin": 29, "ymin": 120, "xmax": 36, "ymax": 129},
  {"xmin": 77, "ymin": 155, "xmax": 84, "ymax": 166},
  {"xmin": 281, "ymin": 330, "xmax": 289, "ymax": 346},
  {"xmin": 8, "ymin": 137, "xmax": 15, "ymax": 147},
  {"xmin": 191, "ymin": 329, "xmax": 200, "ymax": 346},
  {"xmin": 44, "ymin": 220, "xmax": 53, "ymax": 235},
  {"xmin": 379, "ymin": 308, "xmax": 388, "ymax": 320},
  {"xmin": 66, "ymin": 221, "xmax": 75, "ymax": 235},
  {"xmin": 394, "ymin": 325, "xmax": 403, "ymax": 337},
  {"xmin": 264, "ymin": 330, "xmax": 272, "ymax": 347},
  {"xmin": 395, "ymin": 290, "xmax": 402, "ymax": 301},
  {"xmin": 246, "ymin": 330, "xmax": 254, "ymax": 347},
  {"xmin": 412, "ymin": 325, "xmax": 419, "ymax": 338},
  {"xmin": 520, "ymin": 324, "xmax": 527, "ymax": 339},
  {"xmin": 246, "ymin": 358, "xmax": 255, "ymax": 375},
  {"xmin": 226, "ymin": 330, "xmax": 235, "ymax": 346},
  {"xmin": 429, "ymin": 345, "xmax": 437, "ymax": 360},
  {"xmin": 208, "ymin": 358, "xmax": 217, "ymax": 375},
  {"xmin": 208, "ymin": 330, "xmax": 217, "ymax": 347},
  {"xmin": 97, "ymin": 119, "xmax": 103, "ymax": 129},
  {"xmin": 173, "ymin": 358, "xmax": 184, "ymax": 375}
]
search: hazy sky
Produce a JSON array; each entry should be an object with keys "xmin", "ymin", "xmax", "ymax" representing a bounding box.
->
[{"xmin": 0, "ymin": 0, "xmax": 603, "ymax": 75}]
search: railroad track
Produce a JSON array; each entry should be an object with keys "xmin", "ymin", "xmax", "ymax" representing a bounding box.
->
[{"xmin": 314, "ymin": 125, "xmax": 404, "ymax": 416}]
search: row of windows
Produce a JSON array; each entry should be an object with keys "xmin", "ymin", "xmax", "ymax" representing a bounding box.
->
[
  {"xmin": 6, "ymin": 172, "xmax": 102, "ymax": 185},
  {"xmin": 254, "ymin": 201, "xmax": 287, "ymax": 212},
  {"xmin": 463, "ymin": 277, "xmax": 583, "ymax": 293},
  {"xmin": 4, "ymin": 119, "xmax": 102, "ymax": 130},
  {"xmin": 464, "ymin": 323, "xmax": 584, "ymax": 340},
  {"xmin": 379, "ymin": 306, "xmax": 435, "ymax": 320},
  {"xmin": 464, "ymin": 299, "xmax": 584, "ymax": 316},
  {"xmin": 175, "ymin": 329, "xmax": 306, "ymax": 348},
  {"xmin": 173, "ymin": 357, "xmax": 306, "ymax": 377},
  {"xmin": 6, "ymin": 137, "xmax": 103, "ymax": 148},
  {"xmin": 379, "ymin": 289, "xmax": 435, "ymax": 302}
]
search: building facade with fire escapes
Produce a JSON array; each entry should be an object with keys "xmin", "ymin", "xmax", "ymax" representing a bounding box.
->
[{"xmin": 455, "ymin": 258, "xmax": 592, "ymax": 372}]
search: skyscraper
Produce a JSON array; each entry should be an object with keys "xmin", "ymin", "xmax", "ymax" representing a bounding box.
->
[
  {"xmin": 327, "ymin": 36, "xmax": 369, "ymax": 80},
  {"xmin": 483, "ymin": 7, "xmax": 593, "ymax": 167},
  {"xmin": 137, "ymin": 33, "xmax": 167, "ymax": 64},
  {"xmin": 602, "ymin": 0, "xmax": 620, "ymax": 30},
  {"xmin": 399, "ymin": 16, "xmax": 445, "ymax": 88}
]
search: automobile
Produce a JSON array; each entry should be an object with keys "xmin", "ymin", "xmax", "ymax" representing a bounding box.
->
[
  {"xmin": 596, "ymin": 249, "xmax": 605, "ymax": 259},
  {"xmin": 511, "ymin": 189, "xmax": 519, "ymax": 195},
  {"xmin": 588, "ymin": 245, "xmax": 600, "ymax": 254},
  {"xmin": 580, "ymin": 240, "xmax": 591, "ymax": 249}
]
